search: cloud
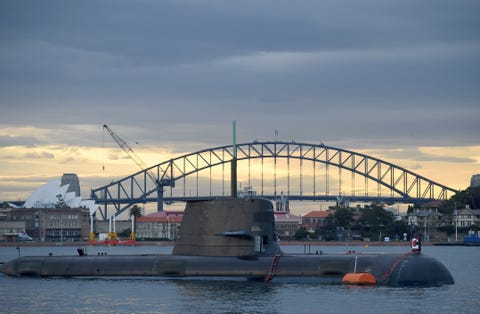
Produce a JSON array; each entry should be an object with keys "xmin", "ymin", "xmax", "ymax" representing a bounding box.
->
[
  {"xmin": 364, "ymin": 147, "xmax": 477, "ymax": 164},
  {"xmin": 0, "ymin": 134, "xmax": 39, "ymax": 147},
  {"xmin": 24, "ymin": 151, "xmax": 55, "ymax": 159},
  {"xmin": 0, "ymin": 0, "xmax": 479, "ymax": 201}
]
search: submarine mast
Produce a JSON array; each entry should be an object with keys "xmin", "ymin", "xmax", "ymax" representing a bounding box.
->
[{"xmin": 231, "ymin": 120, "xmax": 237, "ymax": 198}]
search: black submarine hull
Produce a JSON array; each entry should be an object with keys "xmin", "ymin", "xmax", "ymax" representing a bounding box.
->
[
  {"xmin": 0, "ymin": 198, "xmax": 455, "ymax": 287},
  {"xmin": 0, "ymin": 252, "xmax": 454, "ymax": 287}
]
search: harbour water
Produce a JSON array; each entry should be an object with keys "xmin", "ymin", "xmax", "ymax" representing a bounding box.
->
[{"xmin": 1, "ymin": 244, "xmax": 479, "ymax": 313}]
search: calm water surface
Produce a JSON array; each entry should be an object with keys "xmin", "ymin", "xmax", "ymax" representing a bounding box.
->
[{"xmin": 1, "ymin": 244, "xmax": 479, "ymax": 313}]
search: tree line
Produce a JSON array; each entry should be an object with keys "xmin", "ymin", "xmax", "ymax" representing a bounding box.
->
[{"xmin": 295, "ymin": 186, "xmax": 480, "ymax": 241}]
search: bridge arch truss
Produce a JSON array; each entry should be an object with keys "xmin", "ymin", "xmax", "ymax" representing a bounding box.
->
[{"xmin": 90, "ymin": 141, "xmax": 458, "ymax": 219}]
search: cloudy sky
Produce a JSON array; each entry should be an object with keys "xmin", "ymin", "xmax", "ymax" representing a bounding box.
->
[{"xmin": 1, "ymin": 0, "xmax": 479, "ymax": 205}]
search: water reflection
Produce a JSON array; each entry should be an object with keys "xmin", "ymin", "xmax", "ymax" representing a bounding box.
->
[{"xmin": 172, "ymin": 279, "xmax": 277, "ymax": 313}]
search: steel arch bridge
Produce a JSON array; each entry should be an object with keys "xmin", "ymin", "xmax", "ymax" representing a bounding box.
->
[{"xmin": 90, "ymin": 141, "xmax": 458, "ymax": 219}]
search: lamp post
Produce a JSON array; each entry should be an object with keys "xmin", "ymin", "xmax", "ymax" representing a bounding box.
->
[
  {"xmin": 455, "ymin": 202, "xmax": 458, "ymax": 242},
  {"xmin": 167, "ymin": 215, "xmax": 170, "ymax": 241}
]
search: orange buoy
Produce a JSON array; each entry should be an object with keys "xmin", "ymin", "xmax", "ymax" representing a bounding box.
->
[{"xmin": 342, "ymin": 272, "xmax": 376, "ymax": 285}]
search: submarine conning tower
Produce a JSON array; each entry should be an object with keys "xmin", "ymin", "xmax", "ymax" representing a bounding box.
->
[{"xmin": 172, "ymin": 198, "xmax": 281, "ymax": 257}]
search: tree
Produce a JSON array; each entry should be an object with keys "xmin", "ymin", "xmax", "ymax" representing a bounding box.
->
[
  {"xmin": 438, "ymin": 187, "xmax": 480, "ymax": 215},
  {"xmin": 333, "ymin": 207, "xmax": 354, "ymax": 228},
  {"xmin": 129, "ymin": 204, "xmax": 143, "ymax": 218},
  {"xmin": 385, "ymin": 220, "xmax": 409, "ymax": 240},
  {"xmin": 294, "ymin": 227, "xmax": 309, "ymax": 241},
  {"xmin": 358, "ymin": 203, "xmax": 395, "ymax": 239},
  {"xmin": 359, "ymin": 203, "xmax": 394, "ymax": 227}
]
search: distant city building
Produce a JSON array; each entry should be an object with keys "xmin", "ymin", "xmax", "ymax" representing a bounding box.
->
[
  {"xmin": 271, "ymin": 194, "xmax": 301, "ymax": 239},
  {"xmin": 302, "ymin": 211, "xmax": 331, "ymax": 232},
  {"xmin": 22, "ymin": 173, "xmax": 98, "ymax": 215},
  {"xmin": 238, "ymin": 186, "xmax": 257, "ymax": 198},
  {"xmin": 0, "ymin": 174, "xmax": 98, "ymax": 242},
  {"xmin": 0, "ymin": 218, "xmax": 26, "ymax": 242},
  {"xmin": 95, "ymin": 219, "xmax": 132, "ymax": 235},
  {"xmin": 471, "ymin": 174, "xmax": 480, "ymax": 188},
  {"xmin": 136, "ymin": 216, "xmax": 182, "ymax": 240},
  {"xmin": 453, "ymin": 205, "xmax": 480, "ymax": 227},
  {"xmin": 407, "ymin": 209, "xmax": 443, "ymax": 228},
  {"xmin": 60, "ymin": 173, "xmax": 81, "ymax": 197},
  {"xmin": 0, "ymin": 207, "xmax": 90, "ymax": 242},
  {"xmin": 274, "ymin": 212, "xmax": 301, "ymax": 239},
  {"xmin": 385, "ymin": 206, "xmax": 406, "ymax": 222},
  {"xmin": 136, "ymin": 211, "xmax": 184, "ymax": 240}
]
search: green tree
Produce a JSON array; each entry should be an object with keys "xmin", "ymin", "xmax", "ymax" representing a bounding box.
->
[
  {"xmin": 437, "ymin": 225, "xmax": 456, "ymax": 236},
  {"xmin": 129, "ymin": 204, "xmax": 143, "ymax": 218},
  {"xmin": 317, "ymin": 214, "xmax": 337, "ymax": 241},
  {"xmin": 438, "ymin": 187, "xmax": 480, "ymax": 215},
  {"xmin": 294, "ymin": 227, "xmax": 309, "ymax": 241},
  {"xmin": 119, "ymin": 227, "xmax": 132, "ymax": 238},
  {"xmin": 385, "ymin": 220, "xmax": 409, "ymax": 240},
  {"xmin": 407, "ymin": 203, "xmax": 422, "ymax": 214},
  {"xmin": 333, "ymin": 207, "xmax": 354, "ymax": 228},
  {"xmin": 358, "ymin": 203, "xmax": 395, "ymax": 239},
  {"xmin": 359, "ymin": 203, "xmax": 394, "ymax": 227}
]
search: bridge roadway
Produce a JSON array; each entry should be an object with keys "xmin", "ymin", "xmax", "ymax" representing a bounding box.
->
[{"xmin": 103, "ymin": 194, "xmax": 430, "ymax": 205}]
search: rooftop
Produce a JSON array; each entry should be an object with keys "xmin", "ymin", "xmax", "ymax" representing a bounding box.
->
[{"xmin": 302, "ymin": 211, "xmax": 331, "ymax": 218}]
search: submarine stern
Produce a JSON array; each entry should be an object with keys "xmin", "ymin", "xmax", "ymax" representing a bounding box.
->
[
  {"xmin": 387, "ymin": 253, "xmax": 454, "ymax": 287},
  {"xmin": 365, "ymin": 253, "xmax": 454, "ymax": 287}
]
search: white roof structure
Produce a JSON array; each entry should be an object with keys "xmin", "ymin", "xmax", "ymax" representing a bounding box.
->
[{"xmin": 23, "ymin": 179, "xmax": 99, "ymax": 215}]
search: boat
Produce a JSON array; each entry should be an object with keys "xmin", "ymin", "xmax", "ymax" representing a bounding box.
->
[
  {"xmin": 0, "ymin": 198, "xmax": 454, "ymax": 287},
  {"xmin": 464, "ymin": 230, "xmax": 480, "ymax": 246}
]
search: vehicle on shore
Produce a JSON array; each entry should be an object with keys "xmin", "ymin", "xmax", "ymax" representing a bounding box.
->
[{"xmin": 464, "ymin": 230, "xmax": 480, "ymax": 246}]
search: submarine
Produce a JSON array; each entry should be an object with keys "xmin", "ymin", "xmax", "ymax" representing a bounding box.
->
[{"xmin": 0, "ymin": 198, "xmax": 454, "ymax": 286}]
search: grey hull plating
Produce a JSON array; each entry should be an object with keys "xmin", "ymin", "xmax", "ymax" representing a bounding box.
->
[
  {"xmin": 1, "ymin": 253, "xmax": 454, "ymax": 286},
  {"xmin": 0, "ymin": 198, "xmax": 454, "ymax": 286}
]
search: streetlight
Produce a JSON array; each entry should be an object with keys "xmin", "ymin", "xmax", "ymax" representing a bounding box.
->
[
  {"xmin": 167, "ymin": 215, "xmax": 170, "ymax": 241},
  {"xmin": 455, "ymin": 202, "xmax": 458, "ymax": 242}
]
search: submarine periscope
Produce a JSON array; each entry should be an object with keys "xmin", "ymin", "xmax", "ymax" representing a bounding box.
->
[{"xmin": 0, "ymin": 198, "xmax": 454, "ymax": 287}]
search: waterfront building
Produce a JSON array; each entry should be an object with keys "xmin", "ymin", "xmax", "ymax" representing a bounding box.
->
[
  {"xmin": 136, "ymin": 211, "xmax": 184, "ymax": 240},
  {"xmin": 274, "ymin": 211, "xmax": 301, "ymax": 239},
  {"xmin": 301, "ymin": 211, "xmax": 331, "ymax": 232},
  {"xmin": 0, "ymin": 207, "xmax": 90, "ymax": 242},
  {"xmin": 407, "ymin": 209, "xmax": 443, "ymax": 228},
  {"xmin": 0, "ymin": 216, "xmax": 26, "ymax": 242},
  {"xmin": 0, "ymin": 173, "xmax": 97, "ymax": 242},
  {"xmin": 270, "ymin": 194, "xmax": 301, "ymax": 239},
  {"xmin": 95, "ymin": 219, "xmax": 132, "ymax": 236},
  {"xmin": 453, "ymin": 205, "xmax": 480, "ymax": 227}
]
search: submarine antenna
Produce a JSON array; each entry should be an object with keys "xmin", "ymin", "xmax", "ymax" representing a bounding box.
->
[{"xmin": 231, "ymin": 120, "xmax": 238, "ymax": 198}]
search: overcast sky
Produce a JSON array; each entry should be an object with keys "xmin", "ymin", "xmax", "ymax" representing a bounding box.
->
[{"xmin": 0, "ymin": 0, "xmax": 479, "ymax": 201}]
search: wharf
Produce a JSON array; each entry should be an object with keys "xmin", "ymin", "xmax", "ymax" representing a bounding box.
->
[
  {"xmin": 432, "ymin": 241, "xmax": 465, "ymax": 246},
  {"xmin": 0, "ymin": 240, "xmax": 446, "ymax": 248}
]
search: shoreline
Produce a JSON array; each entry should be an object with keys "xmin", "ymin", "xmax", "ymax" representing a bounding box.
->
[{"xmin": 0, "ymin": 240, "xmax": 443, "ymax": 247}]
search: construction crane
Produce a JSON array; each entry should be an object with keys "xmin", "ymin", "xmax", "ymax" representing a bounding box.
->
[{"xmin": 103, "ymin": 124, "xmax": 158, "ymax": 184}]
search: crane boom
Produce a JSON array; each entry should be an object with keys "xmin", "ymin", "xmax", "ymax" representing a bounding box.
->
[{"xmin": 103, "ymin": 124, "xmax": 157, "ymax": 184}]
